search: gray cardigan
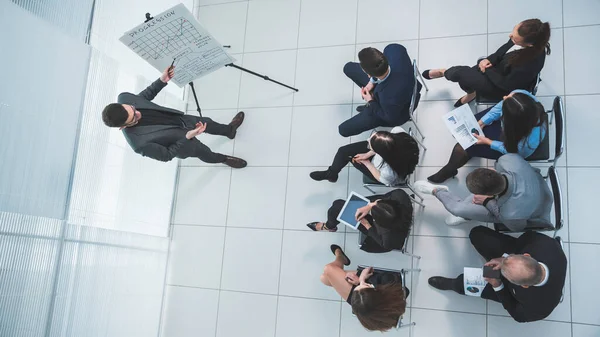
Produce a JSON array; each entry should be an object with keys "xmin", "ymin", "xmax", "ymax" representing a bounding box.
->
[
  {"xmin": 485, "ymin": 154, "xmax": 553, "ymax": 231},
  {"xmin": 435, "ymin": 154, "xmax": 552, "ymax": 231}
]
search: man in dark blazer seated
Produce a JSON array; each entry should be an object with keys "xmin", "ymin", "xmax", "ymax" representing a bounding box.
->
[
  {"xmin": 101, "ymin": 66, "xmax": 247, "ymax": 168},
  {"xmin": 428, "ymin": 226, "xmax": 567, "ymax": 323},
  {"xmin": 340, "ymin": 44, "xmax": 420, "ymax": 137}
]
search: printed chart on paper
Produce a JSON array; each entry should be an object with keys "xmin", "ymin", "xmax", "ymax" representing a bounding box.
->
[{"xmin": 119, "ymin": 3, "xmax": 235, "ymax": 87}]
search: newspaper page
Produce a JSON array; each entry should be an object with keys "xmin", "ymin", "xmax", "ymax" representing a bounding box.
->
[
  {"xmin": 463, "ymin": 267, "xmax": 488, "ymax": 297},
  {"xmin": 442, "ymin": 104, "xmax": 484, "ymax": 149}
]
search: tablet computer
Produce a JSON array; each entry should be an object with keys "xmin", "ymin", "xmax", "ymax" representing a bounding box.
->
[{"xmin": 336, "ymin": 192, "xmax": 370, "ymax": 230}]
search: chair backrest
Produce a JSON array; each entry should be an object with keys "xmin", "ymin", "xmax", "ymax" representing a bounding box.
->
[
  {"xmin": 552, "ymin": 96, "xmax": 565, "ymax": 165},
  {"xmin": 530, "ymin": 73, "xmax": 542, "ymax": 95},
  {"xmin": 409, "ymin": 60, "xmax": 419, "ymax": 116},
  {"xmin": 548, "ymin": 166, "xmax": 564, "ymax": 231}
]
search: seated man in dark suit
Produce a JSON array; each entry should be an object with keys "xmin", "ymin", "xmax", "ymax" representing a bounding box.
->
[
  {"xmin": 428, "ymin": 226, "xmax": 567, "ymax": 322},
  {"xmin": 340, "ymin": 44, "xmax": 420, "ymax": 137},
  {"xmin": 101, "ymin": 66, "xmax": 247, "ymax": 168}
]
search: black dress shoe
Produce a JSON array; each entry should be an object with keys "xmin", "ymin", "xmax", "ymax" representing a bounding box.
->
[
  {"xmin": 330, "ymin": 244, "xmax": 351, "ymax": 266},
  {"xmin": 356, "ymin": 104, "xmax": 367, "ymax": 113},
  {"xmin": 309, "ymin": 169, "xmax": 338, "ymax": 183},
  {"xmin": 422, "ymin": 70, "xmax": 432, "ymax": 80},
  {"xmin": 227, "ymin": 111, "xmax": 245, "ymax": 139},
  {"xmin": 428, "ymin": 276, "xmax": 456, "ymax": 291},
  {"xmin": 427, "ymin": 168, "xmax": 458, "ymax": 184},
  {"xmin": 223, "ymin": 156, "xmax": 247, "ymax": 168},
  {"xmin": 454, "ymin": 98, "xmax": 465, "ymax": 108}
]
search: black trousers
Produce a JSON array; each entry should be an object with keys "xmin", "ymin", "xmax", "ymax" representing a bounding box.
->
[
  {"xmin": 329, "ymin": 141, "xmax": 377, "ymax": 181},
  {"xmin": 176, "ymin": 116, "xmax": 232, "ymax": 163},
  {"xmin": 455, "ymin": 226, "xmax": 519, "ymax": 300},
  {"xmin": 444, "ymin": 65, "xmax": 506, "ymax": 100}
]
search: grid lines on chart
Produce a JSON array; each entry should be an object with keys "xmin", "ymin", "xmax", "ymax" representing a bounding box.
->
[{"xmin": 130, "ymin": 18, "xmax": 201, "ymax": 61}]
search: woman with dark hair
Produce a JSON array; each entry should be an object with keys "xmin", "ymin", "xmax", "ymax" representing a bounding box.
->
[
  {"xmin": 321, "ymin": 245, "xmax": 408, "ymax": 332},
  {"xmin": 422, "ymin": 19, "xmax": 551, "ymax": 107},
  {"xmin": 309, "ymin": 126, "xmax": 419, "ymax": 186},
  {"xmin": 307, "ymin": 189, "xmax": 413, "ymax": 253},
  {"xmin": 428, "ymin": 90, "xmax": 548, "ymax": 183}
]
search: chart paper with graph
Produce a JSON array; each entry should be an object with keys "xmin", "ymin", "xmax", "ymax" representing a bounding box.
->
[{"xmin": 119, "ymin": 3, "xmax": 235, "ymax": 87}]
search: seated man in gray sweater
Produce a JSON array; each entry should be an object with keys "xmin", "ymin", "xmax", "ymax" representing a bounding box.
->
[{"xmin": 414, "ymin": 154, "xmax": 552, "ymax": 231}]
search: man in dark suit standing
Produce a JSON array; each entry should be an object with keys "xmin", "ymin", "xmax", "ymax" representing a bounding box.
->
[
  {"xmin": 339, "ymin": 44, "xmax": 420, "ymax": 137},
  {"xmin": 101, "ymin": 66, "xmax": 247, "ymax": 168},
  {"xmin": 428, "ymin": 226, "xmax": 567, "ymax": 323}
]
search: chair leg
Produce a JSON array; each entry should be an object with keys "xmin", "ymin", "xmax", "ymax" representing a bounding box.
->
[
  {"xmin": 406, "ymin": 183, "xmax": 425, "ymax": 202},
  {"xmin": 415, "ymin": 64, "xmax": 429, "ymax": 92},
  {"xmin": 363, "ymin": 184, "xmax": 376, "ymax": 194},
  {"xmin": 410, "ymin": 195, "xmax": 426, "ymax": 208},
  {"xmin": 398, "ymin": 322, "xmax": 416, "ymax": 329},
  {"xmin": 413, "ymin": 132, "xmax": 427, "ymax": 150},
  {"xmin": 401, "ymin": 249, "xmax": 421, "ymax": 259},
  {"xmin": 411, "ymin": 119, "xmax": 426, "ymax": 142}
]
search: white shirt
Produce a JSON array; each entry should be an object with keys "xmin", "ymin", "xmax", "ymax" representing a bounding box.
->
[
  {"xmin": 534, "ymin": 263, "xmax": 550, "ymax": 287},
  {"xmin": 370, "ymin": 126, "xmax": 407, "ymax": 186},
  {"xmin": 505, "ymin": 44, "xmax": 524, "ymax": 55},
  {"xmin": 493, "ymin": 254, "xmax": 549, "ymax": 291}
]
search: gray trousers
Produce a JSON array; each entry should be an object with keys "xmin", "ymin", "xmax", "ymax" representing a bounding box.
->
[{"xmin": 434, "ymin": 190, "xmax": 497, "ymax": 222}]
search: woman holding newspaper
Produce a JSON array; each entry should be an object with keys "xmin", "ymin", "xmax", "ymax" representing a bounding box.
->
[{"xmin": 428, "ymin": 89, "xmax": 548, "ymax": 183}]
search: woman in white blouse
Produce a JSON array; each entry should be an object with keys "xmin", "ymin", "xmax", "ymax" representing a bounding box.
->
[{"xmin": 310, "ymin": 126, "xmax": 419, "ymax": 186}]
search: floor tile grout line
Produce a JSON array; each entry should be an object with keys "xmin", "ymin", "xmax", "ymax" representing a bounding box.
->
[
  {"xmin": 560, "ymin": 2, "xmax": 575, "ymax": 335},
  {"xmin": 412, "ymin": 3, "xmax": 422, "ymax": 334},
  {"xmin": 167, "ymin": 223, "xmax": 577, "ymax": 242},
  {"xmin": 212, "ymin": 2, "xmax": 251, "ymax": 336},
  {"xmin": 189, "ymin": 92, "xmax": 600, "ymax": 112},
  {"xmin": 486, "ymin": 4, "xmax": 490, "ymax": 335},
  {"xmin": 274, "ymin": 2, "xmax": 304, "ymax": 335},
  {"xmin": 169, "ymin": 284, "xmax": 344, "ymax": 302}
]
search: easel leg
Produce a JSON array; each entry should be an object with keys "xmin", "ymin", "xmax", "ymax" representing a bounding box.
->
[{"xmin": 188, "ymin": 81, "xmax": 202, "ymax": 117}]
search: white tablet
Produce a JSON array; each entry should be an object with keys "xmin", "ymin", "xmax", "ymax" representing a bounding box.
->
[{"xmin": 336, "ymin": 192, "xmax": 370, "ymax": 230}]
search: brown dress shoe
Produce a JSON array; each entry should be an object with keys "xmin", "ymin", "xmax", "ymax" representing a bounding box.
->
[
  {"xmin": 227, "ymin": 111, "xmax": 245, "ymax": 139},
  {"xmin": 223, "ymin": 155, "xmax": 247, "ymax": 168}
]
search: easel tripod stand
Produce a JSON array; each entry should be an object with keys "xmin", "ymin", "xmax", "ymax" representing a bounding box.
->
[{"xmin": 144, "ymin": 13, "xmax": 299, "ymax": 118}]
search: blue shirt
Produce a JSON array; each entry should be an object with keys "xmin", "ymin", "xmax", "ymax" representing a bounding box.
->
[{"xmin": 480, "ymin": 89, "xmax": 547, "ymax": 158}]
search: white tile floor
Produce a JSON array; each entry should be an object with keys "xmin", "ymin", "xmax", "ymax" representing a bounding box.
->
[{"xmin": 161, "ymin": 1, "xmax": 600, "ymax": 336}]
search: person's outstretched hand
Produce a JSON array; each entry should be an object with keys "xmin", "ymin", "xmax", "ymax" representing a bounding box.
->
[
  {"xmin": 186, "ymin": 122, "xmax": 207, "ymax": 139},
  {"xmin": 160, "ymin": 66, "xmax": 175, "ymax": 83}
]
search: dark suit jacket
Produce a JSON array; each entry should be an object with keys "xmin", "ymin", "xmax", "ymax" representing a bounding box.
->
[
  {"xmin": 360, "ymin": 189, "xmax": 413, "ymax": 253},
  {"xmin": 482, "ymin": 231, "xmax": 567, "ymax": 322},
  {"xmin": 117, "ymin": 79, "xmax": 194, "ymax": 162},
  {"xmin": 367, "ymin": 44, "xmax": 421, "ymax": 125},
  {"xmin": 484, "ymin": 39, "xmax": 546, "ymax": 92}
]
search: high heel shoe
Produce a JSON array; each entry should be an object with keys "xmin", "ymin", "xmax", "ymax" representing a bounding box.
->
[
  {"xmin": 330, "ymin": 244, "xmax": 351, "ymax": 266},
  {"xmin": 427, "ymin": 168, "xmax": 458, "ymax": 184},
  {"xmin": 454, "ymin": 94, "xmax": 475, "ymax": 107},
  {"xmin": 306, "ymin": 222, "xmax": 337, "ymax": 232},
  {"xmin": 454, "ymin": 98, "xmax": 465, "ymax": 108}
]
